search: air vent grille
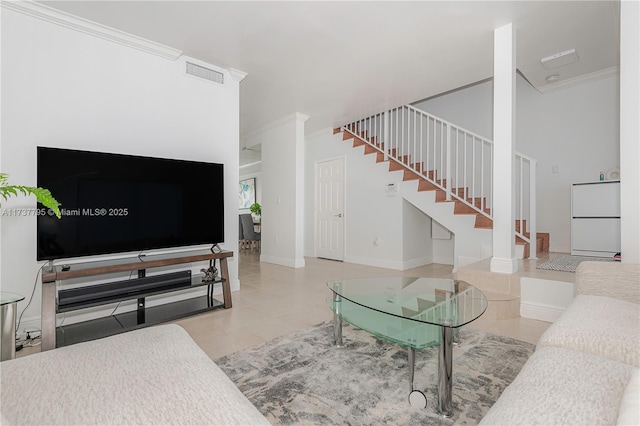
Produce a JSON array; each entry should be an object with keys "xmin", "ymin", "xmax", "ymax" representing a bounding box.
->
[{"xmin": 186, "ymin": 62, "xmax": 224, "ymax": 84}]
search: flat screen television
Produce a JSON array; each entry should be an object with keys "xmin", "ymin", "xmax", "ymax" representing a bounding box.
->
[{"xmin": 37, "ymin": 147, "xmax": 225, "ymax": 261}]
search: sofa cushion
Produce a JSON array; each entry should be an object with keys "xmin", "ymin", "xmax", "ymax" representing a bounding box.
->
[
  {"xmin": 480, "ymin": 346, "xmax": 635, "ymax": 425},
  {"xmin": 0, "ymin": 324, "xmax": 270, "ymax": 425},
  {"xmin": 617, "ymin": 369, "xmax": 640, "ymax": 425},
  {"xmin": 537, "ymin": 294, "xmax": 640, "ymax": 367},
  {"xmin": 575, "ymin": 262, "xmax": 640, "ymax": 304}
]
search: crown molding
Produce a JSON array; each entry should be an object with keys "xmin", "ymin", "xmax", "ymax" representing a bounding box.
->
[
  {"xmin": 2, "ymin": 0, "xmax": 182, "ymax": 60},
  {"xmin": 227, "ymin": 68, "xmax": 248, "ymax": 82},
  {"xmin": 243, "ymin": 112, "xmax": 310, "ymax": 139},
  {"xmin": 537, "ymin": 66, "xmax": 619, "ymax": 94}
]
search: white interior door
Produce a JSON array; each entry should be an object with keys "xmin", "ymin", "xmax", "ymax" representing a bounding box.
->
[{"xmin": 316, "ymin": 158, "xmax": 345, "ymax": 261}]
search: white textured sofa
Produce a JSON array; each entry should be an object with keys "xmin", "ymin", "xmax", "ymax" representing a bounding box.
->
[
  {"xmin": 0, "ymin": 324, "xmax": 269, "ymax": 425},
  {"xmin": 481, "ymin": 261, "xmax": 640, "ymax": 426}
]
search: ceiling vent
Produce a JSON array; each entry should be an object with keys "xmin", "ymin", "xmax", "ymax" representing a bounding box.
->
[
  {"xmin": 186, "ymin": 62, "xmax": 224, "ymax": 84},
  {"xmin": 541, "ymin": 49, "xmax": 579, "ymax": 70}
]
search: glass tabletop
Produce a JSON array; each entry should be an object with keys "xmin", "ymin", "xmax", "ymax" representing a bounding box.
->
[
  {"xmin": 327, "ymin": 276, "xmax": 487, "ymax": 329},
  {"xmin": 0, "ymin": 292, "xmax": 25, "ymax": 306}
]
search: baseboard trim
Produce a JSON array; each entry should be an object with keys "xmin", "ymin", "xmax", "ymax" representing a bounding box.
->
[
  {"xmin": 432, "ymin": 255, "xmax": 454, "ymax": 265},
  {"xmin": 343, "ymin": 255, "xmax": 403, "ymax": 271},
  {"xmin": 259, "ymin": 255, "xmax": 305, "ymax": 268},
  {"xmin": 402, "ymin": 256, "xmax": 433, "ymax": 270},
  {"xmin": 490, "ymin": 257, "xmax": 519, "ymax": 274},
  {"xmin": 520, "ymin": 301, "xmax": 565, "ymax": 323}
]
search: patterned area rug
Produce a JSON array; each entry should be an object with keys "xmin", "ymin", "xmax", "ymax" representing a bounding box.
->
[
  {"xmin": 215, "ymin": 321, "xmax": 534, "ymax": 425},
  {"xmin": 536, "ymin": 255, "xmax": 618, "ymax": 273}
]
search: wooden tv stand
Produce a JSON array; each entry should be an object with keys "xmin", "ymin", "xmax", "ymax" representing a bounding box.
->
[{"xmin": 40, "ymin": 249, "xmax": 233, "ymax": 351}]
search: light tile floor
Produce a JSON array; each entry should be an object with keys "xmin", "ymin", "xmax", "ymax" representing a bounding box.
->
[
  {"xmin": 17, "ymin": 251, "xmax": 558, "ymax": 359},
  {"xmin": 174, "ymin": 251, "xmax": 554, "ymax": 359}
]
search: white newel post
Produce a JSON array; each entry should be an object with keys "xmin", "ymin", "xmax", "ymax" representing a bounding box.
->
[{"xmin": 491, "ymin": 23, "xmax": 518, "ymax": 274}]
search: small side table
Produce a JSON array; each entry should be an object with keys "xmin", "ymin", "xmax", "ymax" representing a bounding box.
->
[{"xmin": 1, "ymin": 292, "xmax": 25, "ymax": 361}]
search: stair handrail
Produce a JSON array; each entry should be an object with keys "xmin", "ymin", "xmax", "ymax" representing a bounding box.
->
[
  {"xmin": 344, "ymin": 106, "xmax": 494, "ymax": 219},
  {"xmin": 515, "ymin": 151, "xmax": 537, "ymax": 257},
  {"xmin": 342, "ymin": 104, "xmax": 538, "ymax": 258}
]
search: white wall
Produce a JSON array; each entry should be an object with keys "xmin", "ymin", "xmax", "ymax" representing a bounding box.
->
[
  {"xmin": 1, "ymin": 8, "xmax": 242, "ymax": 330},
  {"xmin": 414, "ymin": 74, "xmax": 620, "ymax": 253},
  {"xmin": 401, "ymin": 200, "xmax": 433, "ymax": 268},
  {"xmin": 305, "ymin": 129, "xmax": 449, "ymax": 269},
  {"xmin": 305, "ymin": 130, "xmax": 402, "ymax": 268},
  {"xmin": 520, "ymin": 277, "xmax": 575, "ymax": 322},
  {"xmin": 414, "ymin": 80, "xmax": 493, "ymax": 139},
  {"xmin": 244, "ymin": 113, "xmax": 306, "ymax": 268}
]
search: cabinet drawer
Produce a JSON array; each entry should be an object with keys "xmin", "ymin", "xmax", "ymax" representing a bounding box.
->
[
  {"xmin": 572, "ymin": 182, "xmax": 620, "ymax": 217},
  {"xmin": 571, "ymin": 218, "xmax": 621, "ymax": 252}
]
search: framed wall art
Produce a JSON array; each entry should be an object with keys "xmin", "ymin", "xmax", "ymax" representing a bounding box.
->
[{"xmin": 239, "ymin": 178, "xmax": 256, "ymax": 209}]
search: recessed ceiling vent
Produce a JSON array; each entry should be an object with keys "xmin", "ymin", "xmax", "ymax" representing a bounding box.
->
[
  {"xmin": 540, "ymin": 49, "xmax": 579, "ymax": 70},
  {"xmin": 186, "ymin": 62, "xmax": 224, "ymax": 84}
]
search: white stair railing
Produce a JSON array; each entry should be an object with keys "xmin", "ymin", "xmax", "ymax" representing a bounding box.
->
[
  {"xmin": 342, "ymin": 105, "xmax": 537, "ymax": 257},
  {"xmin": 515, "ymin": 152, "xmax": 537, "ymax": 257}
]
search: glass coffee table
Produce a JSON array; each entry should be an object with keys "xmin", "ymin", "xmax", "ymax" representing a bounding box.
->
[{"xmin": 327, "ymin": 277, "xmax": 487, "ymax": 417}]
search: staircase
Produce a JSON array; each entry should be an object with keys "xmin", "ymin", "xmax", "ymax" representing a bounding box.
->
[{"xmin": 334, "ymin": 104, "xmax": 549, "ymax": 263}]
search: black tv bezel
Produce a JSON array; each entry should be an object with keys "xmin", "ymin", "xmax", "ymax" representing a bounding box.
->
[{"xmin": 36, "ymin": 147, "xmax": 225, "ymax": 261}]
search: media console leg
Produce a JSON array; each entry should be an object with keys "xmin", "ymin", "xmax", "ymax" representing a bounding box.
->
[
  {"xmin": 220, "ymin": 258, "xmax": 232, "ymax": 308},
  {"xmin": 137, "ymin": 298, "xmax": 145, "ymax": 325},
  {"xmin": 41, "ymin": 280, "xmax": 57, "ymax": 351}
]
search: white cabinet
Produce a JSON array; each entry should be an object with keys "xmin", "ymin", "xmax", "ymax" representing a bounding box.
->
[{"xmin": 571, "ymin": 181, "xmax": 620, "ymax": 257}]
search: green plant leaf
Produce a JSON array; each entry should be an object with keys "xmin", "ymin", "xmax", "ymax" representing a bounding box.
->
[
  {"xmin": 0, "ymin": 173, "xmax": 62, "ymax": 218},
  {"xmin": 250, "ymin": 202, "xmax": 261, "ymax": 216}
]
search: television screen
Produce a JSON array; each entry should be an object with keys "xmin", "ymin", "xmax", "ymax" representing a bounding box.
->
[{"xmin": 37, "ymin": 147, "xmax": 224, "ymax": 261}]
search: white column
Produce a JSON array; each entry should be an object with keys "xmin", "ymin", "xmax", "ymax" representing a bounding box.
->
[
  {"xmin": 226, "ymin": 68, "xmax": 247, "ymax": 289},
  {"xmin": 490, "ymin": 23, "xmax": 518, "ymax": 274},
  {"xmin": 248, "ymin": 113, "xmax": 309, "ymax": 268},
  {"xmin": 293, "ymin": 113, "xmax": 308, "ymax": 268},
  {"xmin": 0, "ymin": 3, "xmax": 3, "ymax": 291},
  {"xmin": 620, "ymin": 1, "xmax": 640, "ymax": 264}
]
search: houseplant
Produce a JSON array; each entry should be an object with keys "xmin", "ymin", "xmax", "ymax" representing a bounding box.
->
[
  {"xmin": 0, "ymin": 173, "xmax": 61, "ymax": 218},
  {"xmin": 250, "ymin": 202, "xmax": 261, "ymax": 218}
]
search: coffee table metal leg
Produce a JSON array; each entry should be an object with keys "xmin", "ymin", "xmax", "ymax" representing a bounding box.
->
[
  {"xmin": 408, "ymin": 347, "xmax": 427, "ymax": 408},
  {"xmin": 332, "ymin": 292, "xmax": 343, "ymax": 348},
  {"xmin": 408, "ymin": 347, "xmax": 416, "ymax": 392},
  {"xmin": 437, "ymin": 325, "xmax": 454, "ymax": 417}
]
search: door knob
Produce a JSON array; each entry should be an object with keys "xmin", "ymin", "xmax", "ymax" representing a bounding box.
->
[{"xmin": 334, "ymin": 213, "xmax": 343, "ymax": 218}]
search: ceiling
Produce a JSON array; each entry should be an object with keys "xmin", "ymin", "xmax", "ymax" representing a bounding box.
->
[{"xmin": 38, "ymin": 1, "xmax": 620, "ymax": 165}]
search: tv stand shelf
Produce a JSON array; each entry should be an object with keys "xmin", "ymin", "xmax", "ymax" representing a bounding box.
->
[{"xmin": 41, "ymin": 249, "xmax": 233, "ymax": 350}]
